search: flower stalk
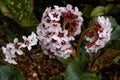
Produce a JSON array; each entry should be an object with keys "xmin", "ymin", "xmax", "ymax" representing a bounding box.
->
[{"xmin": 76, "ymin": 26, "xmax": 98, "ymax": 57}]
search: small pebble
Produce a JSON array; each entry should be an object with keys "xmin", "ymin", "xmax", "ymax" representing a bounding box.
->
[{"xmin": 32, "ymin": 73, "xmax": 38, "ymax": 77}]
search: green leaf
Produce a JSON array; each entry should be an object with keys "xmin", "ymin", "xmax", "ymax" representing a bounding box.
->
[
  {"xmin": 0, "ymin": 0, "xmax": 38, "ymax": 27},
  {"xmin": 109, "ymin": 17, "xmax": 120, "ymax": 40},
  {"xmin": 112, "ymin": 55, "xmax": 120, "ymax": 63},
  {"xmin": 105, "ymin": 4, "xmax": 114, "ymax": 13},
  {"xmin": 81, "ymin": 72, "xmax": 101, "ymax": 80},
  {"xmin": 79, "ymin": 46, "xmax": 89, "ymax": 56},
  {"xmin": 111, "ymin": 26, "xmax": 120, "ymax": 40},
  {"xmin": 57, "ymin": 57, "xmax": 73, "ymax": 66},
  {"xmin": 53, "ymin": 74, "xmax": 64, "ymax": 80},
  {"xmin": 82, "ymin": 5, "xmax": 93, "ymax": 18},
  {"xmin": 0, "ymin": 65, "xmax": 25, "ymax": 80},
  {"xmin": 65, "ymin": 56, "xmax": 87, "ymax": 80},
  {"xmin": 64, "ymin": 56, "xmax": 100, "ymax": 80},
  {"xmin": 106, "ymin": 40, "xmax": 120, "ymax": 50},
  {"xmin": 109, "ymin": 17, "xmax": 118, "ymax": 28},
  {"xmin": 91, "ymin": 6, "xmax": 105, "ymax": 17}
]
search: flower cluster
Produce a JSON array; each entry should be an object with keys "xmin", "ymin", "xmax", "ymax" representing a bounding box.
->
[
  {"xmin": 2, "ymin": 32, "xmax": 38, "ymax": 64},
  {"xmin": 85, "ymin": 16, "xmax": 113, "ymax": 53},
  {"xmin": 2, "ymin": 4, "xmax": 113, "ymax": 65},
  {"xmin": 37, "ymin": 4, "xmax": 83, "ymax": 58}
]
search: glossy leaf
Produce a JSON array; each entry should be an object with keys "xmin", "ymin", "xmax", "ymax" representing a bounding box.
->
[
  {"xmin": 105, "ymin": 4, "xmax": 114, "ymax": 13},
  {"xmin": 65, "ymin": 56, "xmax": 100, "ymax": 80},
  {"xmin": 0, "ymin": 0, "xmax": 38, "ymax": 27},
  {"xmin": 106, "ymin": 39, "xmax": 120, "ymax": 50},
  {"xmin": 65, "ymin": 57, "xmax": 87, "ymax": 80},
  {"xmin": 57, "ymin": 57, "xmax": 73, "ymax": 66},
  {"xmin": 80, "ymin": 72, "xmax": 101, "ymax": 80},
  {"xmin": 0, "ymin": 65, "xmax": 25, "ymax": 80},
  {"xmin": 110, "ymin": 17, "xmax": 120, "ymax": 40},
  {"xmin": 111, "ymin": 26, "xmax": 120, "ymax": 40},
  {"xmin": 91, "ymin": 6, "xmax": 105, "ymax": 17}
]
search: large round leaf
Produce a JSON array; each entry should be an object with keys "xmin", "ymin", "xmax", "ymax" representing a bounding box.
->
[
  {"xmin": 0, "ymin": 65, "xmax": 25, "ymax": 80},
  {"xmin": 0, "ymin": 0, "xmax": 38, "ymax": 27}
]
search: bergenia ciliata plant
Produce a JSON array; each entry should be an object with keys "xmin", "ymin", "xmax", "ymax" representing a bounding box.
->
[
  {"xmin": 37, "ymin": 4, "xmax": 83, "ymax": 58},
  {"xmin": 2, "ymin": 4, "xmax": 112, "ymax": 68}
]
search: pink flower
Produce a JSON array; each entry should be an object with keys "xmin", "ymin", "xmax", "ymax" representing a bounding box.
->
[
  {"xmin": 60, "ymin": 4, "xmax": 83, "ymax": 37},
  {"xmin": 2, "ymin": 43, "xmax": 17, "ymax": 64},
  {"xmin": 12, "ymin": 38, "xmax": 23, "ymax": 55},
  {"xmin": 2, "ymin": 43, "xmax": 14, "ymax": 55},
  {"xmin": 85, "ymin": 16, "xmax": 112, "ymax": 53},
  {"xmin": 4, "ymin": 55, "xmax": 17, "ymax": 64},
  {"xmin": 48, "ymin": 9, "xmax": 61, "ymax": 21},
  {"xmin": 51, "ymin": 29, "xmax": 68, "ymax": 43},
  {"xmin": 37, "ymin": 4, "xmax": 83, "ymax": 59},
  {"xmin": 2, "ymin": 32, "xmax": 38, "ymax": 64},
  {"xmin": 21, "ymin": 32, "xmax": 38, "ymax": 50}
]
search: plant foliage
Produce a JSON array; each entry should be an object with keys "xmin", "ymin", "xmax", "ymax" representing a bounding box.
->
[{"xmin": 0, "ymin": 65, "xmax": 25, "ymax": 80}]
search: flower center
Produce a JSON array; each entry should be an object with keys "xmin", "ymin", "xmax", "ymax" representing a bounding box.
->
[
  {"xmin": 24, "ymin": 40, "xmax": 29, "ymax": 45},
  {"xmin": 14, "ymin": 43, "xmax": 20, "ymax": 49},
  {"xmin": 58, "ymin": 32, "xmax": 64, "ymax": 38}
]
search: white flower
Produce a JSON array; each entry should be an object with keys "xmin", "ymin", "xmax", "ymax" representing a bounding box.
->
[
  {"xmin": 2, "ymin": 44, "xmax": 17, "ymax": 64},
  {"xmin": 4, "ymin": 55, "xmax": 17, "ymax": 64},
  {"xmin": 74, "ymin": 7, "xmax": 82, "ymax": 16},
  {"xmin": 52, "ymin": 29, "xmax": 69, "ymax": 43},
  {"xmin": 12, "ymin": 38, "xmax": 23, "ymax": 55},
  {"xmin": 22, "ymin": 32, "xmax": 38, "ymax": 50},
  {"xmin": 37, "ymin": 24, "xmax": 46, "ymax": 41},
  {"xmin": 66, "ymin": 4, "xmax": 73, "ymax": 11},
  {"xmin": 2, "ymin": 43, "xmax": 13, "ymax": 55},
  {"xmin": 37, "ymin": 4, "xmax": 83, "ymax": 59},
  {"xmin": 85, "ymin": 16, "xmax": 112, "ymax": 53},
  {"xmin": 48, "ymin": 9, "xmax": 61, "ymax": 21},
  {"xmin": 60, "ymin": 49, "xmax": 72, "ymax": 59},
  {"xmin": 42, "ymin": 7, "xmax": 51, "ymax": 19}
]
